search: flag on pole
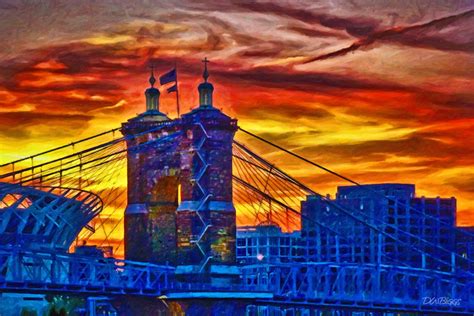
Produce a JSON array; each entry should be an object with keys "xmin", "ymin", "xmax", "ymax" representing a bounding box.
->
[
  {"xmin": 159, "ymin": 65, "xmax": 180, "ymax": 117},
  {"xmin": 167, "ymin": 84, "xmax": 177, "ymax": 93},
  {"xmin": 159, "ymin": 68, "xmax": 177, "ymax": 85}
]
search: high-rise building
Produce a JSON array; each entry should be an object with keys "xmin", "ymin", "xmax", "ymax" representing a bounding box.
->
[
  {"xmin": 301, "ymin": 184, "xmax": 457, "ymax": 268},
  {"xmin": 236, "ymin": 224, "xmax": 302, "ymax": 264},
  {"xmin": 457, "ymin": 226, "xmax": 474, "ymax": 261}
]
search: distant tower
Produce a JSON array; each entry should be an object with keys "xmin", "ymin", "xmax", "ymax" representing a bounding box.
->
[
  {"xmin": 177, "ymin": 58, "xmax": 238, "ymax": 274},
  {"xmin": 121, "ymin": 68, "xmax": 180, "ymax": 264}
]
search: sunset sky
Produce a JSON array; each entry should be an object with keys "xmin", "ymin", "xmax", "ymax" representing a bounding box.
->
[{"xmin": 0, "ymin": 0, "xmax": 473, "ymax": 225}]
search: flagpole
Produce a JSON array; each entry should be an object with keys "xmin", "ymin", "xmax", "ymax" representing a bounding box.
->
[{"xmin": 175, "ymin": 61, "xmax": 180, "ymax": 118}]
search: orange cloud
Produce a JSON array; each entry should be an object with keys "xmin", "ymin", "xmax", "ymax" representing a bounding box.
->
[{"xmin": 0, "ymin": 1, "xmax": 472, "ymax": 235}]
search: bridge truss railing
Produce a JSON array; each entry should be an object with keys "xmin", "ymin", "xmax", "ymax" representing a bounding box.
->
[
  {"xmin": 241, "ymin": 263, "xmax": 474, "ymax": 314},
  {"xmin": 0, "ymin": 247, "xmax": 174, "ymax": 295}
]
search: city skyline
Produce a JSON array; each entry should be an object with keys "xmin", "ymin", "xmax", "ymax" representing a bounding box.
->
[{"xmin": 0, "ymin": 1, "xmax": 472, "ymax": 225}]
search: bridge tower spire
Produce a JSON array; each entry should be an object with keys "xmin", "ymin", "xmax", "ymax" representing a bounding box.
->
[
  {"xmin": 145, "ymin": 64, "xmax": 160, "ymax": 112},
  {"xmin": 198, "ymin": 57, "xmax": 214, "ymax": 108}
]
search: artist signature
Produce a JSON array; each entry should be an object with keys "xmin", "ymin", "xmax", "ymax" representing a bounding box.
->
[{"xmin": 422, "ymin": 296, "xmax": 462, "ymax": 306}]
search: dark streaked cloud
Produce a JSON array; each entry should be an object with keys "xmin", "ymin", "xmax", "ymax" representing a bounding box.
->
[
  {"xmin": 305, "ymin": 134, "xmax": 472, "ymax": 165},
  {"xmin": 235, "ymin": 1, "xmax": 381, "ymax": 37},
  {"xmin": 285, "ymin": 25, "xmax": 349, "ymax": 39},
  {"xmin": 214, "ymin": 65, "xmax": 413, "ymax": 93},
  {"xmin": 303, "ymin": 9, "xmax": 474, "ymax": 63}
]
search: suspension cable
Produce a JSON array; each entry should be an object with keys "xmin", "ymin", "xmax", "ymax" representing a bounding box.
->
[{"xmin": 238, "ymin": 127, "xmax": 474, "ymax": 239}]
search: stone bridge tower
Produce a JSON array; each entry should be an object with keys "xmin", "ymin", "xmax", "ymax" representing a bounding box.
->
[
  {"xmin": 122, "ymin": 61, "xmax": 238, "ymax": 282},
  {"xmin": 121, "ymin": 69, "xmax": 180, "ymax": 265},
  {"xmin": 177, "ymin": 59, "xmax": 238, "ymax": 277}
]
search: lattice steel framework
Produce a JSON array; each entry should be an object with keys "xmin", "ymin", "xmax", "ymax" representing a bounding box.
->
[
  {"xmin": 0, "ymin": 246, "xmax": 173, "ymax": 295},
  {"xmin": 0, "ymin": 183, "xmax": 102, "ymax": 250},
  {"xmin": 242, "ymin": 263, "xmax": 474, "ymax": 314},
  {"xmin": 0, "ymin": 125, "xmax": 182, "ymax": 256}
]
